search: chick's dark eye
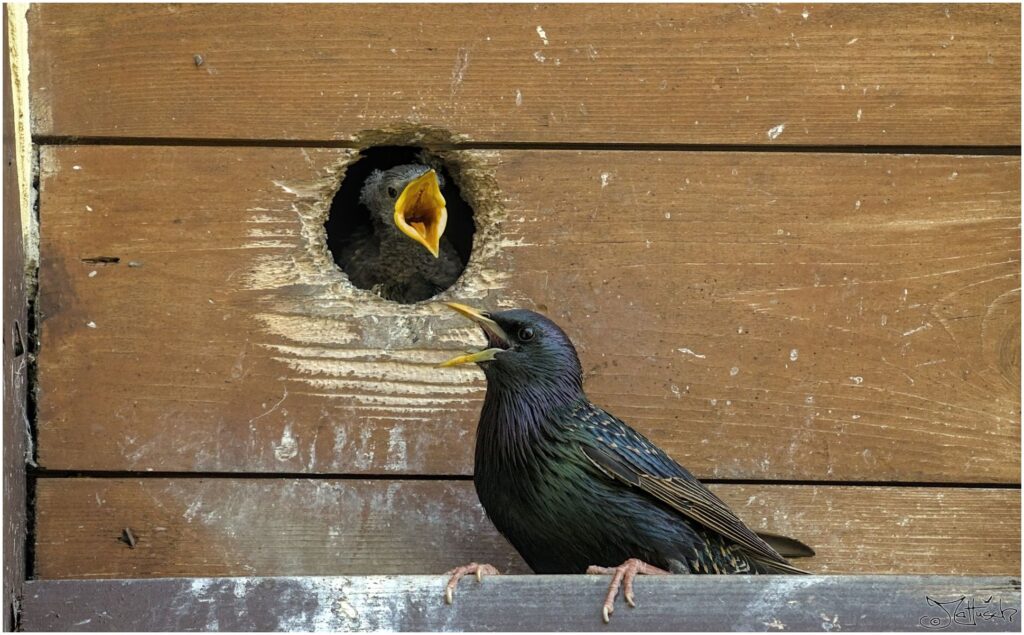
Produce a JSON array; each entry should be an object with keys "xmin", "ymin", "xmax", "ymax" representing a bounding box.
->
[
  {"xmin": 387, "ymin": 186, "xmax": 398, "ymax": 198},
  {"xmin": 518, "ymin": 326, "xmax": 535, "ymax": 341}
]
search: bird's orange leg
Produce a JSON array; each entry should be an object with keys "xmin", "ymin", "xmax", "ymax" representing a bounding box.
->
[
  {"xmin": 586, "ymin": 558, "xmax": 670, "ymax": 623},
  {"xmin": 443, "ymin": 562, "xmax": 501, "ymax": 605}
]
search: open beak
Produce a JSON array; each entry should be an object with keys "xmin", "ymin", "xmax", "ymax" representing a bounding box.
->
[
  {"xmin": 394, "ymin": 169, "xmax": 447, "ymax": 258},
  {"xmin": 438, "ymin": 302, "xmax": 509, "ymax": 367}
]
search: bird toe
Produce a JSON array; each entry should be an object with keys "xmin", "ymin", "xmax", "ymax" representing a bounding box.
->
[{"xmin": 442, "ymin": 562, "xmax": 499, "ymax": 607}]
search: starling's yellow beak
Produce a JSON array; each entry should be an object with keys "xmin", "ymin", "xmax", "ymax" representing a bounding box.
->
[
  {"xmin": 438, "ymin": 302, "xmax": 509, "ymax": 367},
  {"xmin": 394, "ymin": 169, "xmax": 447, "ymax": 258},
  {"xmin": 437, "ymin": 348, "xmax": 501, "ymax": 368}
]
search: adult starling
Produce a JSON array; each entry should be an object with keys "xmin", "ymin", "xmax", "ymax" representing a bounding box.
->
[
  {"xmin": 438, "ymin": 303, "xmax": 814, "ymax": 622},
  {"xmin": 339, "ymin": 164, "xmax": 462, "ymax": 303}
]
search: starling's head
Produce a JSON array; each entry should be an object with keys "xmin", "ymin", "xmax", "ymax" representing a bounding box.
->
[
  {"xmin": 360, "ymin": 164, "xmax": 448, "ymax": 257},
  {"xmin": 439, "ymin": 303, "xmax": 584, "ymax": 396}
]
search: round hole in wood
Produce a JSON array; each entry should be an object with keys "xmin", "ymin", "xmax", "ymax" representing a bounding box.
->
[{"xmin": 325, "ymin": 146, "xmax": 475, "ymax": 303}]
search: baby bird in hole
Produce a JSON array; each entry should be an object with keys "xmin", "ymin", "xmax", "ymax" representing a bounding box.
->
[{"xmin": 340, "ymin": 164, "xmax": 463, "ymax": 303}]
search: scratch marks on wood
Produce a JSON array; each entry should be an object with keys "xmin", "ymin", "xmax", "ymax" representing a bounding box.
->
[
  {"xmin": 249, "ymin": 389, "xmax": 288, "ymax": 426},
  {"xmin": 902, "ymin": 323, "xmax": 932, "ymax": 337},
  {"xmin": 265, "ymin": 344, "xmax": 483, "ymax": 411},
  {"xmin": 450, "ymin": 48, "xmax": 470, "ymax": 96},
  {"xmin": 255, "ymin": 313, "xmax": 359, "ymax": 346}
]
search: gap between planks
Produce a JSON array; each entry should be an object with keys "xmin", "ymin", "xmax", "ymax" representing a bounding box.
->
[
  {"xmin": 29, "ymin": 469, "xmax": 1022, "ymax": 489},
  {"xmin": 29, "ymin": 136, "xmax": 1024, "ymax": 156}
]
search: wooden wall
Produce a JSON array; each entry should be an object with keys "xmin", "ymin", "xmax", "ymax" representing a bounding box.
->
[{"xmin": 27, "ymin": 4, "xmax": 1020, "ymax": 580}]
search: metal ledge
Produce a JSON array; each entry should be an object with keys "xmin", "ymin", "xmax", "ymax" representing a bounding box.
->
[{"xmin": 21, "ymin": 575, "xmax": 1021, "ymax": 631}]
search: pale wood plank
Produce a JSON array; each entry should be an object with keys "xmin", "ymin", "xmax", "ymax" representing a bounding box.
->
[
  {"xmin": 28, "ymin": 4, "xmax": 1021, "ymax": 145},
  {"xmin": 35, "ymin": 146, "xmax": 1020, "ymax": 481},
  {"xmin": 20, "ymin": 575, "xmax": 1023, "ymax": 631},
  {"xmin": 34, "ymin": 479, "xmax": 1021, "ymax": 578}
]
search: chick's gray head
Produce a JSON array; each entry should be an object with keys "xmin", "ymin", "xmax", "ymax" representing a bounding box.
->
[{"xmin": 359, "ymin": 164, "xmax": 448, "ymax": 257}]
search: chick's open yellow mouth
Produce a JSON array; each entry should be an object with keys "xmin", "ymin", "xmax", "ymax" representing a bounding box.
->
[{"xmin": 394, "ymin": 169, "xmax": 447, "ymax": 257}]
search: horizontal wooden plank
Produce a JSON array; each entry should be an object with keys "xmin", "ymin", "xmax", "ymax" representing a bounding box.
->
[
  {"xmin": 36, "ymin": 145, "xmax": 1020, "ymax": 481},
  {"xmin": 21, "ymin": 575, "xmax": 1022, "ymax": 631},
  {"xmin": 28, "ymin": 4, "xmax": 1020, "ymax": 145},
  {"xmin": 34, "ymin": 479, "xmax": 1021, "ymax": 578}
]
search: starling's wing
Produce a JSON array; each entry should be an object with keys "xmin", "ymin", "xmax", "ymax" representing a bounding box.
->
[
  {"xmin": 337, "ymin": 226, "xmax": 381, "ymax": 290},
  {"xmin": 574, "ymin": 405, "xmax": 807, "ymax": 573}
]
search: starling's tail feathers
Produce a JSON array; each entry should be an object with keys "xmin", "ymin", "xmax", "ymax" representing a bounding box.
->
[
  {"xmin": 751, "ymin": 556, "xmax": 811, "ymax": 575},
  {"xmin": 755, "ymin": 531, "xmax": 816, "ymax": 559}
]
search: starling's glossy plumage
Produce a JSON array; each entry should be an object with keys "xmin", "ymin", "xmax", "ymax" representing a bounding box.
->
[
  {"xmin": 340, "ymin": 164, "xmax": 462, "ymax": 303},
  {"xmin": 440, "ymin": 304, "xmax": 812, "ymax": 619}
]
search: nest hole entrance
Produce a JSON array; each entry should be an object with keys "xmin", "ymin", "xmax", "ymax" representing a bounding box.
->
[{"xmin": 325, "ymin": 145, "xmax": 475, "ymax": 303}]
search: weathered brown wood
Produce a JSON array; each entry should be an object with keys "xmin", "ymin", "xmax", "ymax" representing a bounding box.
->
[
  {"xmin": 27, "ymin": 4, "xmax": 1021, "ymax": 145},
  {"xmin": 3, "ymin": 7, "xmax": 30, "ymax": 631},
  {"xmin": 20, "ymin": 575, "xmax": 1023, "ymax": 631},
  {"xmin": 35, "ymin": 146, "xmax": 1020, "ymax": 481},
  {"xmin": 34, "ymin": 479, "xmax": 1021, "ymax": 578}
]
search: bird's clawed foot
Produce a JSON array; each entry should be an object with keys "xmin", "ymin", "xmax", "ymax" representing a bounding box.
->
[
  {"xmin": 586, "ymin": 558, "xmax": 669, "ymax": 623},
  {"xmin": 443, "ymin": 562, "xmax": 500, "ymax": 605}
]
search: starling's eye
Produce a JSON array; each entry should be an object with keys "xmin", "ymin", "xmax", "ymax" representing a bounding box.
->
[
  {"xmin": 518, "ymin": 326, "xmax": 535, "ymax": 341},
  {"xmin": 387, "ymin": 186, "xmax": 398, "ymax": 198}
]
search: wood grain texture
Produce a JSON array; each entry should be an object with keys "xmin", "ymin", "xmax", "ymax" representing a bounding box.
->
[
  {"xmin": 27, "ymin": 4, "xmax": 1021, "ymax": 145},
  {"xmin": 20, "ymin": 575, "xmax": 1023, "ymax": 632},
  {"xmin": 3, "ymin": 8, "xmax": 29, "ymax": 631},
  {"xmin": 34, "ymin": 479, "xmax": 1021, "ymax": 579},
  {"xmin": 35, "ymin": 145, "xmax": 1020, "ymax": 481}
]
